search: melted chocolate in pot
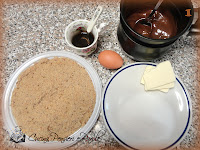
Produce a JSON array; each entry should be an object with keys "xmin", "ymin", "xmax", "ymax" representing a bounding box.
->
[{"xmin": 126, "ymin": 8, "xmax": 177, "ymax": 39}]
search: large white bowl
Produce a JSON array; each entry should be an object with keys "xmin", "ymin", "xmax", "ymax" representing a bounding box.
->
[
  {"xmin": 102, "ymin": 62, "xmax": 192, "ymax": 150},
  {"xmin": 2, "ymin": 51, "xmax": 102, "ymax": 149}
]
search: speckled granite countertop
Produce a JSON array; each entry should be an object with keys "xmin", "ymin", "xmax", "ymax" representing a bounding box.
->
[{"xmin": 1, "ymin": 0, "xmax": 200, "ymax": 149}]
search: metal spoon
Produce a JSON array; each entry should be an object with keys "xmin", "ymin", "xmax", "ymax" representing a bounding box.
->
[{"xmin": 137, "ymin": 0, "xmax": 164, "ymax": 27}]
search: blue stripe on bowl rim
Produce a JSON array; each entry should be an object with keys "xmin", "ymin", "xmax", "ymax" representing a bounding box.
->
[{"xmin": 102, "ymin": 63, "xmax": 191, "ymax": 150}]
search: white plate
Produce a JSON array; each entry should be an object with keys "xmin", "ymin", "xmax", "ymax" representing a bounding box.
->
[
  {"xmin": 102, "ymin": 62, "xmax": 192, "ymax": 150},
  {"xmin": 2, "ymin": 51, "xmax": 102, "ymax": 149}
]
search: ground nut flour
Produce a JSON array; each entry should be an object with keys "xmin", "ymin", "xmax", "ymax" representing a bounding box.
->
[{"xmin": 11, "ymin": 57, "xmax": 96, "ymax": 141}]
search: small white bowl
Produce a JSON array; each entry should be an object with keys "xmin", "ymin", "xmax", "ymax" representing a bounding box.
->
[{"xmin": 65, "ymin": 20, "xmax": 98, "ymax": 56}]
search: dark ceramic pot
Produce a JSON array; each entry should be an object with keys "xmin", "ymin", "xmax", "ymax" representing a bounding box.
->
[{"xmin": 117, "ymin": 0, "xmax": 195, "ymax": 61}]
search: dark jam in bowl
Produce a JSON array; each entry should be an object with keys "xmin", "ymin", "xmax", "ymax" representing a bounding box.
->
[{"xmin": 72, "ymin": 27, "xmax": 94, "ymax": 48}]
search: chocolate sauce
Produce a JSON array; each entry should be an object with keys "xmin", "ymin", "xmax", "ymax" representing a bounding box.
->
[
  {"xmin": 126, "ymin": 8, "xmax": 177, "ymax": 39},
  {"xmin": 72, "ymin": 27, "xmax": 94, "ymax": 48}
]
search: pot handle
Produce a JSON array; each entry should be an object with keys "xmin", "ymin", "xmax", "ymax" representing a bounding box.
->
[{"xmin": 188, "ymin": 7, "xmax": 200, "ymax": 35}]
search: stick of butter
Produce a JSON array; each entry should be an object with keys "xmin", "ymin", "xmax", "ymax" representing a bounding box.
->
[{"xmin": 141, "ymin": 61, "xmax": 175, "ymax": 92}]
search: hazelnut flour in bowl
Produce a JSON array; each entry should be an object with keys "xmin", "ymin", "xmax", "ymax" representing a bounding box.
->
[{"xmin": 2, "ymin": 51, "xmax": 102, "ymax": 149}]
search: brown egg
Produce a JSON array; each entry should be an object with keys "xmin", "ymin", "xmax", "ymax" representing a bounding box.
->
[{"xmin": 98, "ymin": 50, "xmax": 123, "ymax": 69}]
